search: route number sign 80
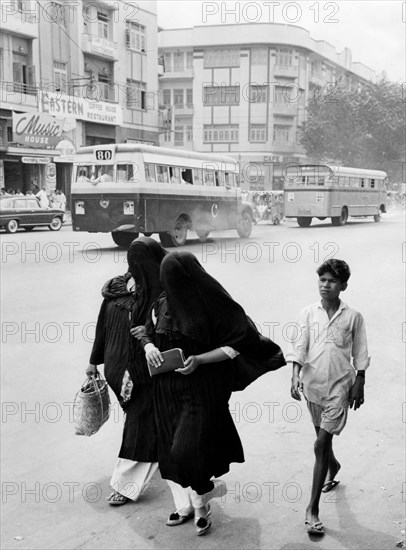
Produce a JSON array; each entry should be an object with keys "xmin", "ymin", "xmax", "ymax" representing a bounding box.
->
[{"xmin": 95, "ymin": 150, "xmax": 112, "ymax": 161}]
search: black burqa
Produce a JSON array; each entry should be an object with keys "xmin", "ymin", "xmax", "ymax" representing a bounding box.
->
[
  {"xmin": 148, "ymin": 251, "xmax": 285, "ymax": 493},
  {"xmin": 90, "ymin": 237, "xmax": 167, "ymax": 461}
]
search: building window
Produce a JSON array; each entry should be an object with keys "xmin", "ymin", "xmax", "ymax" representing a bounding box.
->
[
  {"xmin": 126, "ymin": 79, "xmax": 147, "ymax": 110},
  {"xmin": 273, "ymin": 124, "xmax": 291, "ymax": 142},
  {"xmin": 164, "ymin": 53, "xmax": 171, "ymax": 72},
  {"xmin": 249, "ymin": 85, "xmax": 267, "ymax": 103},
  {"xmin": 250, "ymin": 125, "xmax": 266, "ymax": 142},
  {"xmin": 174, "ymin": 126, "xmax": 184, "ymax": 146},
  {"xmin": 54, "ymin": 61, "xmax": 67, "ymax": 93},
  {"xmin": 186, "ymin": 88, "xmax": 193, "ymax": 107},
  {"xmin": 98, "ymin": 72, "xmax": 114, "ymax": 101},
  {"xmin": 186, "ymin": 125, "xmax": 193, "ymax": 142},
  {"xmin": 203, "ymin": 125, "xmax": 239, "ymax": 143},
  {"xmin": 13, "ymin": 49, "xmax": 36, "ymax": 95},
  {"xmin": 126, "ymin": 22, "xmax": 146, "ymax": 52},
  {"xmin": 173, "ymin": 52, "xmax": 184, "ymax": 71},
  {"xmin": 203, "ymin": 85, "xmax": 240, "ymax": 106},
  {"xmin": 162, "ymin": 89, "xmax": 171, "ymax": 106},
  {"xmin": 251, "ymin": 48, "xmax": 267, "ymax": 65},
  {"xmin": 276, "ymin": 48, "xmax": 292, "ymax": 66},
  {"xmin": 48, "ymin": 2, "xmax": 66, "ymax": 26},
  {"xmin": 204, "ymin": 48, "xmax": 240, "ymax": 67},
  {"xmin": 174, "ymin": 89, "xmax": 184, "ymax": 108},
  {"xmin": 97, "ymin": 10, "xmax": 110, "ymax": 39},
  {"xmin": 186, "ymin": 51, "xmax": 193, "ymax": 69}
]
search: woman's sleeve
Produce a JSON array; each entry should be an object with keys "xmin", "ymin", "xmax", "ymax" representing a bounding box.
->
[
  {"xmin": 139, "ymin": 305, "xmax": 156, "ymax": 348},
  {"xmin": 89, "ymin": 300, "xmax": 107, "ymax": 365}
]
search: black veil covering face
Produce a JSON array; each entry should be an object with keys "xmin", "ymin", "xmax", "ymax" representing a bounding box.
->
[
  {"xmin": 127, "ymin": 236, "xmax": 168, "ymax": 327},
  {"xmin": 160, "ymin": 251, "xmax": 286, "ymax": 390}
]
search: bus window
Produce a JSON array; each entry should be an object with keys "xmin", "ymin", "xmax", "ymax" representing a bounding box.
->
[
  {"xmin": 156, "ymin": 165, "xmax": 169, "ymax": 183},
  {"xmin": 169, "ymin": 166, "xmax": 181, "ymax": 184},
  {"xmin": 181, "ymin": 168, "xmax": 193, "ymax": 184},
  {"xmin": 370, "ymin": 179, "xmax": 375, "ymax": 188},
  {"xmin": 350, "ymin": 177, "xmax": 358, "ymax": 187},
  {"xmin": 360, "ymin": 178, "xmax": 365, "ymax": 188},
  {"xmin": 214, "ymin": 171, "xmax": 223, "ymax": 187},
  {"xmin": 117, "ymin": 164, "xmax": 135, "ymax": 182},
  {"xmin": 145, "ymin": 163, "xmax": 156, "ymax": 182},
  {"xmin": 204, "ymin": 170, "xmax": 215, "ymax": 186},
  {"xmin": 224, "ymin": 172, "xmax": 234, "ymax": 188},
  {"xmin": 193, "ymin": 168, "xmax": 203, "ymax": 185}
]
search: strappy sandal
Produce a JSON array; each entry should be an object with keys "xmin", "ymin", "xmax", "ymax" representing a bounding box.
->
[
  {"xmin": 195, "ymin": 505, "xmax": 212, "ymax": 536},
  {"xmin": 107, "ymin": 491, "xmax": 128, "ymax": 506}
]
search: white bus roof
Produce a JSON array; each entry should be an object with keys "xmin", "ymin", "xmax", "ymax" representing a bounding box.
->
[
  {"xmin": 295, "ymin": 164, "xmax": 387, "ymax": 178},
  {"xmin": 75, "ymin": 144, "xmax": 238, "ymax": 165}
]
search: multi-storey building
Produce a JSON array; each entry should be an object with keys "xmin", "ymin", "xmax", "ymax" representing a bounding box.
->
[
  {"xmin": 158, "ymin": 23, "xmax": 380, "ymax": 189},
  {"xmin": 1, "ymin": 0, "xmax": 161, "ymax": 198}
]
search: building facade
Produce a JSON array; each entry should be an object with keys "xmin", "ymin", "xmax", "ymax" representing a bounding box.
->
[
  {"xmin": 158, "ymin": 23, "xmax": 379, "ymax": 189},
  {"xmin": 0, "ymin": 0, "xmax": 161, "ymax": 199}
]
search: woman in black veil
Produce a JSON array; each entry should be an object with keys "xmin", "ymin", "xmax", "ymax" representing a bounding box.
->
[
  {"xmin": 87, "ymin": 237, "xmax": 167, "ymax": 505},
  {"xmin": 141, "ymin": 251, "xmax": 285, "ymax": 534}
]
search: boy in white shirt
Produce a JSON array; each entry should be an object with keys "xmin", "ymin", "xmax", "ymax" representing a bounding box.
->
[{"xmin": 288, "ymin": 259, "xmax": 369, "ymax": 536}]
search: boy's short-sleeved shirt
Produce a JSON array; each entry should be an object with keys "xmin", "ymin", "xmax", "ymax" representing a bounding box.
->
[{"xmin": 286, "ymin": 300, "xmax": 370, "ymax": 407}]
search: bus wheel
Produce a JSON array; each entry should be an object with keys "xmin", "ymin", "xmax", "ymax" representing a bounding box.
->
[
  {"xmin": 373, "ymin": 212, "xmax": 381, "ymax": 222},
  {"xmin": 160, "ymin": 217, "xmax": 188, "ymax": 247},
  {"xmin": 196, "ymin": 230, "xmax": 210, "ymax": 242},
  {"xmin": 112, "ymin": 231, "xmax": 139, "ymax": 247},
  {"xmin": 331, "ymin": 207, "xmax": 348, "ymax": 226},
  {"xmin": 297, "ymin": 217, "xmax": 312, "ymax": 227},
  {"xmin": 237, "ymin": 210, "xmax": 253, "ymax": 238}
]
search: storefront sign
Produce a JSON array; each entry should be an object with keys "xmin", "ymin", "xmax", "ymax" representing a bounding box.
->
[
  {"xmin": 89, "ymin": 36, "xmax": 118, "ymax": 58},
  {"xmin": 54, "ymin": 138, "xmax": 76, "ymax": 163},
  {"xmin": 40, "ymin": 91, "xmax": 123, "ymax": 126},
  {"xmin": 13, "ymin": 112, "xmax": 64, "ymax": 148},
  {"xmin": 22, "ymin": 157, "xmax": 50, "ymax": 164}
]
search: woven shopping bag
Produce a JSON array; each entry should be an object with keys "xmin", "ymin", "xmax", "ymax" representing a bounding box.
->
[{"xmin": 73, "ymin": 374, "xmax": 110, "ymax": 436}]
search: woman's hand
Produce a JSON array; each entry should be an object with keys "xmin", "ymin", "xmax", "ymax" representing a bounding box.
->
[
  {"xmin": 130, "ymin": 325, "xmax": 146, "ymax": 340},
  {"xmin": 176, "ymin": 355, "xmax": 201, "ymax": 375},
  {"xmin": 86, "ymin": 364, "xmax": 98, "ymax": 378},
  {"xmin": 146, "ymin": 346, "xmax": 163, "ymax": 370}
]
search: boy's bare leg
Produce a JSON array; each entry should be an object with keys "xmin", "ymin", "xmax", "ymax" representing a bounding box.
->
[
  {"xmin": 314, "ymin": 427, "xmax": 341, "ymax": 488},
  {"xmin": 305, "ymin": 428, "xmax": 334, "ymax": 528}
]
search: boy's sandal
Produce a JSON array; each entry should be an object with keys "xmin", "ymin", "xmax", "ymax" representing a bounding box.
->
[
  {"xmin": 195, "ymin": 505, "xmax": 212, "ymax": 536},
  {"xmin": 322, "ymin": 480, "xmax": 340, "ymax": 493},
  {"xmin": 305, "ymin": 520, "xmax": 324, "ymax": 536},
  {"xmin": 107, "ymin": 491, "xmax": 128, "ymax": 506},
  {"xmin": 166, "ymin": 510, "xmax": 194, "ymax": 526}
]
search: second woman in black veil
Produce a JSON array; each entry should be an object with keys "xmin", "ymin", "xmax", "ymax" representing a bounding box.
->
[{"xmin": 141, "ymin": 251, "xmax": 285, "ymax": 535}]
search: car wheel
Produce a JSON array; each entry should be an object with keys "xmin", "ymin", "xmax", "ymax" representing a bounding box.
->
[
  {"xmin": 49, "ymin": 217, "xmax": 63, "ymax": 231},
  {"xmin": 5, "ymin": 219, "xmax": 19, "ymax": 233}
]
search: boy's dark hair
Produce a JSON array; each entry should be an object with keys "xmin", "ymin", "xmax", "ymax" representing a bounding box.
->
[{"xmin": 317, "ymin": 259, "xmax": 351, "ymax": 283}]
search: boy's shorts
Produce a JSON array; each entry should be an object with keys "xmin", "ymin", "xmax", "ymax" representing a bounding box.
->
[{"xmin": 306, "ymin": 401, "xmax": 348, "ymax": 435}]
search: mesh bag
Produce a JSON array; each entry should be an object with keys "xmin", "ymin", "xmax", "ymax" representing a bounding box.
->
[{"xmin": 73, "ymin": 375, "xmax": 110, "ymax": 436}]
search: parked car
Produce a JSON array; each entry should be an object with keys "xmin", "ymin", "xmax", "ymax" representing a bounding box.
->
[{"xmin": 0, "ymin": 196, "xmax": 64, "ymax": 233}]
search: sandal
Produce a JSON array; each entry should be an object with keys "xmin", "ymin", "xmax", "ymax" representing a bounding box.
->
[
  {"xmin": 107, "ymin": 491, "xmax": 128, "ymax": 506},
  {"xmin": 195, "ymin": 505, "xmax": 212, "ymax": 536},
  {"xmin": 166, "ymin": 509, "xmax": 194, "ymax": 526}
]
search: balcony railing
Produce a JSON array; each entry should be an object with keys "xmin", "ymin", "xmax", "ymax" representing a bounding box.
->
[{"xmin": 273, "ymin": 64, "xmax": 298, "ymax": 78}]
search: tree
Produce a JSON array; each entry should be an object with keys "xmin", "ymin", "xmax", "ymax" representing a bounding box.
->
[{"xmin": 300, "ymin": 80, "xmax": 405, "ymax": 182}]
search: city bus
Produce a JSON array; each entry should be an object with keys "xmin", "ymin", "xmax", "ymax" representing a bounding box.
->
[
  {"xmin": 283, "ymin": 164, "xmax": 387, "ymax": 227},
  {"xmin": 71, "ymin": 144, "xmax": 253, "ymax": 247}
]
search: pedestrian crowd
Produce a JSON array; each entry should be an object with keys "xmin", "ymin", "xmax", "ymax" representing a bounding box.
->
[
  {"xmin": 86, "ymin": 237, "xmax": 369, "ymax": 538},
  {"xmin": 1, "ymin": 186, "xmax": 66, "ymax": 212}
]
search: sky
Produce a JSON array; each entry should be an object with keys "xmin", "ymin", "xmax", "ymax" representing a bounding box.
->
[{"xmin": 156, "ymin": 0, "xmax": 405, "ymax": 83}]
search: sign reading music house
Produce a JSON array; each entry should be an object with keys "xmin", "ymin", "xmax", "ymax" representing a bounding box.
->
[
  {"xmin": 12, "ymin": 112, "xmax": 64, "ymax": 148},
  {"xmin": 40, "ymin": 91, "xmax": 123, "ymax": 126}
]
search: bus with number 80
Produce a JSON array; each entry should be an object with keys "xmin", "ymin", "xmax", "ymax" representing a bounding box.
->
[{"xmin": 71, "ymin": 144, "xmax": 254, "ymax": 247}]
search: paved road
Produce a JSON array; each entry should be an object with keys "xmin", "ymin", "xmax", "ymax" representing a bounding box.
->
[{"xmin": 1, "ymin": 210, "xmax": 404, "ymax": 549}]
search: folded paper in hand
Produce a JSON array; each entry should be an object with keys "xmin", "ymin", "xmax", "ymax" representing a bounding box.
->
[{"xmin": 148, "ymin": 348, "xmax": 185, "ymax": 377}]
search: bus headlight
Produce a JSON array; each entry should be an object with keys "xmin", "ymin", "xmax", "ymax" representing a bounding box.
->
[{"xmin": 75, "ymin": 201, "xmax": 85, "ymax": 214}]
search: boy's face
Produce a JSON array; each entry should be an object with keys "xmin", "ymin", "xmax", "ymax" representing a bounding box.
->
[{"xmin": 318, "ymin": 272, "xmax": 347, "ymax": 300}]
